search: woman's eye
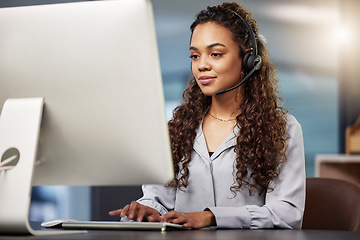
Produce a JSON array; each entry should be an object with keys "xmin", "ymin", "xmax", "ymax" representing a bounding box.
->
[
  {"xmin": 211, "ymin": 53, "xmax": 223, "ymax": 58},
  {"xmin": 189, "ymin": 54, "xmax": 199, "ymax": 60}
]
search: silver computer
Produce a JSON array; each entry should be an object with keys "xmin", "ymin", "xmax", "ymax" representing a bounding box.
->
[{"xmin": 0, "ymin": 0, "xmax": 174, "ymax": 235}]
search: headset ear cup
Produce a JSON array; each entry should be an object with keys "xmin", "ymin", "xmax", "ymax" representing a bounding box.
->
[
  {"xmin": 243, "ymin": 52, "xmax": 262, "ymax": 72},
  {"xmin": 242, "ymin": 51, "xmax": 252, "ymax": 72}
]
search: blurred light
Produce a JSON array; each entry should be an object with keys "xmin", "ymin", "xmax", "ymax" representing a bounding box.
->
[
  {"xmin": 258, "ymin": 5, "xmax": 337, "ymax": 25},
  {"xmin": 333, "ymin": 27, "xmax": 351, "ymax": 45}
]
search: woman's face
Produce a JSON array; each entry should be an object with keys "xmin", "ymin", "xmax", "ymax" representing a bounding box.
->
[{"xmin": 190, "ymin": 22, "xmax": 243, "ymax": 96}]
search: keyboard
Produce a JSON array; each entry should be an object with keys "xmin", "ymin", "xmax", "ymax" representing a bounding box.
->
[{"xmin": 60, "ymin": 220, "xmax": 184, "ymax": 231}]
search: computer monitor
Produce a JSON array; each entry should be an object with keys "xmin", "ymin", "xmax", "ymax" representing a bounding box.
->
[{"xmin": 0, "ymin": 0, "xmax": 174, "ymax": 235}]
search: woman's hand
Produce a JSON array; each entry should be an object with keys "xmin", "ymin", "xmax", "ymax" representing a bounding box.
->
[
  {"xmin": 109, "ymin": 201, "xmax": 161, "ymax": 222},
  {"xmin": 161, "ymin": 210, "xmax": 216, "ymax": 229}
]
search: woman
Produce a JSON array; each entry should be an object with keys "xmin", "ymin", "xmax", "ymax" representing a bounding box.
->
[{"xmin": 109, "ymin": 2, "xmax": 305, "ymax": 229}]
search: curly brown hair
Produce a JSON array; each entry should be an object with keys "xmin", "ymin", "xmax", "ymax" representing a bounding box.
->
[{"xmin": 168, "ymin": 2, "xmax": 288, "ymax": 195}]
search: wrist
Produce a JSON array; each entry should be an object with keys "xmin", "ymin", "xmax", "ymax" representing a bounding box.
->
[{"xmin": 204, "ymin": 209, "xmax": 216, "ymax": 226}]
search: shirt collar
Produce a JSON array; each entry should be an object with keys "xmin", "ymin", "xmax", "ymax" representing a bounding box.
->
[{"xmin": 193, "ymin": 121, "xmax": 240, "ymax": 161}]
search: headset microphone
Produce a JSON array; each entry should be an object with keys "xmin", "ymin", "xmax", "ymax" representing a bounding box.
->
[{"xmin": 215, "ymin": 9, "xmax": 262, "ymax": 95}]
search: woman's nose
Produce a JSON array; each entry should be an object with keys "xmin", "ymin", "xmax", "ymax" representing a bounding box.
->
[{"xmin": 197, "ymin": 56, "xmax": 211, "ymax": 71}]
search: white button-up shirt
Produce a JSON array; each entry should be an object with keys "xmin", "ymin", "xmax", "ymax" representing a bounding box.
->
[{"xmin": 137, "ymin": 114, "xmax": 305, "ymax": 229}]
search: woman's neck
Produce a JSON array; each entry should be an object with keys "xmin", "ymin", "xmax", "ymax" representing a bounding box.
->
[{"xmin": 209, "ymin": 88, "xmax": 243, "ymax": 119}]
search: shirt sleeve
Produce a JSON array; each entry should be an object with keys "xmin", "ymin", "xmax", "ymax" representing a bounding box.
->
[
  {"xmin": 208, "ymin": 115, "xmax": 306, "ymax": 229},
  {"xmin": 136, "ymin": 184, "xmax": 176, "ymax": 215}
]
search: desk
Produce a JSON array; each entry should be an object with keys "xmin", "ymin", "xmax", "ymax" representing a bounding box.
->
[{"xmin": 0, "ymin": 229, "xmax": 359, "ymax": 240}]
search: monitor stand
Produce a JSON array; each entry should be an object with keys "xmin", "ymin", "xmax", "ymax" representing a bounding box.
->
[{"xmin": 0, "ymin": 98, "xmax": 85, "ymax": 236}]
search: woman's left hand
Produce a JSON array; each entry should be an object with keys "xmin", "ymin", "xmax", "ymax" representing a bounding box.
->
[{"xmin": 161, "ymin": 210, "xmax": 216, "ymax": 229}]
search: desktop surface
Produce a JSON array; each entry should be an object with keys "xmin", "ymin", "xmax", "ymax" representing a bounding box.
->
[{"xmin": 0, "ymin": 222, "xmax": 359, "ymax": 240}]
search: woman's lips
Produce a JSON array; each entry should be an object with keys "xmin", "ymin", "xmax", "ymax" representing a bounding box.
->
[{"xmin": 199, "ymin": 76, "xmax": 216, "ymax": 85}]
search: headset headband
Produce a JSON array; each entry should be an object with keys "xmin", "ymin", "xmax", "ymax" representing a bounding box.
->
[{"xmin": 226, "ymin": 9, "xmax": 258, "ymax": 56}]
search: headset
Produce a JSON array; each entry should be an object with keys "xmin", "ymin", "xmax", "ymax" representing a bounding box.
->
[{"xmin": 215, "ymin": 9, "xmax": 262, "ymax": 95}]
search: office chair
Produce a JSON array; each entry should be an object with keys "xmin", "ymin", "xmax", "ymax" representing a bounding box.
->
[{"xmin": 302, "ymin": 177, "xmax": 360, "ymax": 231}]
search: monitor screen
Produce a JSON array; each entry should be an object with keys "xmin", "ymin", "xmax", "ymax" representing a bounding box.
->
[{"xmin": 0, "ymin": 0, "xmax": 174, "ymax": 186}]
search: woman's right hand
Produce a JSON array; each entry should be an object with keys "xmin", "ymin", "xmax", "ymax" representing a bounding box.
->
[{"xmin": 108, "ymin": 201, "xmax": 161, "ymax": 222}]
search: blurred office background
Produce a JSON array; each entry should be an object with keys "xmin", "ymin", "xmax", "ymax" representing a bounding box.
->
[{"xmin": 1, "ymin": 0, "xmax": 359, "ymax": 222}]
